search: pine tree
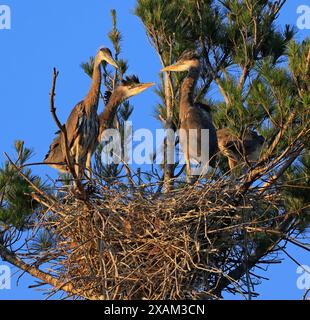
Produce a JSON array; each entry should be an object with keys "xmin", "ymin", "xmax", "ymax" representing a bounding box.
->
[{"xmin": 0, "ymin": 2, "xmax": 309, "ymax": 300}]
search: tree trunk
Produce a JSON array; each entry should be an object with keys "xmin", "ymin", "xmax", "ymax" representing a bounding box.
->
[{"xmin": 163, "ymin": 72, "xmax": 174, "ymax": 192}]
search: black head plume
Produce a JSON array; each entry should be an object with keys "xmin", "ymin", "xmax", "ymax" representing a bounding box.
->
[{"xmin": 121, "ymin": 75, "xmax": 140, "ymax": 86}]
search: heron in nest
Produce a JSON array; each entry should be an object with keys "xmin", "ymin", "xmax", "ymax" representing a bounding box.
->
[
  {"xmin": 94, "ymin": 75, "xmax": 155, "ymax": 166},
  {"xmin": 217, "ymin": 128, "xmax": 265, "ymax": 171},
  {"xmin": 98, "ymin": 75, "xmax": 155, "ymax": 141},
  {"xmin": 45, "ymin": 71, "xmax": 154, "ymax": 177},
  {"xmin": 44, "ymin": 47, "xmax": 119, "ymax": 178},
  {"xmin": 161, "ymin": 51, "xmax": 218, "ymax": 180}
]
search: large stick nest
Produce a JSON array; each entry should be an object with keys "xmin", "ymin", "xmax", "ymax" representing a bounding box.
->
[{"xmin": 39, "ymin": 179, "xmax": 286, "ymax": 300}]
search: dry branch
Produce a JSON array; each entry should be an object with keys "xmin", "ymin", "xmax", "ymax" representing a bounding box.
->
[{"xmin": 0, "ymin": 243, "xmax": 94, "ymax": 300}]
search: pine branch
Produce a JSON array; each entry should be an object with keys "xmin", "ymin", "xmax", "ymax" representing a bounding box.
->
[
  {"xmin": 211, "ymin": 209, "xmax": 296, "ymax": 297},
  {"xmin": 259, "ymin": 144, "xmax": 304, "ymax": 194},
  {"xmin": 0, "ymin": 243, "xmax": 94, "ymax": 300},
  {"xmin": 3, "ymin": 153, "xmax": 51, "ymax": 203}
]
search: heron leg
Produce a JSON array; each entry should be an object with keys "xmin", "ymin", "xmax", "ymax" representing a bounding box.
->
[
  {"xmin": 186, "ymin": 138, "xmax": 192, "ymax": 183},
  {"xmin": 75, "ymin": 144, "xmax": 85, "ymax": 180},
  {"xmin": 86, "ymin": 152, "xmax": 92, "ymax": 179},
  {"xmin": 228, "ymin": 157, "xmax": 238, "ymax": 171},
  {"xmin": 228, "ymin": 157, "xmax": 244, "ymax": 183},
  {"xmin": 75, "ymin": 144, "xmax": 79, "ymax": 179}
]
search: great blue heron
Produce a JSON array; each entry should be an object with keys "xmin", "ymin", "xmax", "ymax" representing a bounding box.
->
[
  {"xmin": 45, "ymin": 74, "xmax": 154, "ymax": 177},
  {"xmin": 217, "ymin": 128, "xmax": 265, "ymax": 170},
  {"xmin": 161, "ymin": 51, "xmax": 218, "ymax": 179},
  {"xmin": 88, "ymin": 75, "xmax": 154, "ymax": 168},
  {"xmin": 44, "ymin": 47, "xmax": 119, "ymax": 178},
  {"xmin": 98, "ymin": 75, "xmax": 155, "ymax": 141}
]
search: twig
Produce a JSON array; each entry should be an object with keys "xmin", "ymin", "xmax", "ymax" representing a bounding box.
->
[
  {"xmin": 0, "ymin": 243, "xmax": 94, "ymax": 300},
  {"xmin": 284, "ymin": 237, "xmax": 310, "ymax": 253}
]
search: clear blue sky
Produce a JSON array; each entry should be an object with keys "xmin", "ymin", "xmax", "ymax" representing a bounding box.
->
[{"xmin": 0, "ymin": 0, "xmax": 309, "ymax": 300}]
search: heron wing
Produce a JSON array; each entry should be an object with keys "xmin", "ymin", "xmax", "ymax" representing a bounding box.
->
[
  {"xmin": 242, "ymin": 138, "xmax": 258, "ymax": 155},
  {"xmin": 243, "ymin": 132, "xmax": 264, "ymax": 154},
  {"xmin": 217, "ymin": 129, "xmax": 264, "ymax": 160},
  {"xmin": 217, "ymin": 129, "xmax": 242, "ymax": 158},
  {"xmin": 181, "ymin": 107, "xmax": 218, "ymax": 166},
  {"xmin": 195, "ymin": 102, "xmax": 212, "ymax": 113},
  {"xmin": 45, "ymin": 101, "xmax": 85, "ymax": 163},
  {"xmin": 65, "ymin": 101, "xmax": 86, "ymax": 150},
  {"xmin": 44, "ymin": 134, "xmax": 62, "ymax": 162}
]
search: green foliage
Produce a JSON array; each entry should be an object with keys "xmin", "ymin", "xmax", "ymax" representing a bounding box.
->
[
  {"xmin": 0, "ymin": 141, "xmax": 44, "ymax": 231},
  {"xmin": 31, "ymin": 229, "xmax": 56, "ymax": 253},
  {"xmin": 80, "ymin": 57, "xmax": 94, "ymax": 78},
  {"xmin": 281, "ymin": 151, "xmax": 310, "ymax": 231},
  {"xmin": 136, "ymin": 0, "xmax": 310, "ymax": 233},
  {"xmin": 136, "ymin": 0, "xmax": 297, "ymax": 128},
  {"xmin": 109, "ymin": 9, "xmax": 122, "ymax": 56}
]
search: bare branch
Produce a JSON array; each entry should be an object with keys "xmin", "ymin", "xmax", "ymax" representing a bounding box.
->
[{"xmin": 0, "ymin": 244, "xmax": 95, "ymax": 300}]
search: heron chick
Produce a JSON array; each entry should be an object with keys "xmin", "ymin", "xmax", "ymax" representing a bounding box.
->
[{"xmin": 217, "ymin": 128, "xmax": 265, "ymax": 171}]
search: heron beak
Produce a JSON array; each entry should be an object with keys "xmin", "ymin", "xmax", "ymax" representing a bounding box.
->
[
  {"xmin": 105, "ymin": 55, "xmax": 119, "ymax": 69},
  {"xmin": 161, "ymin": 61, "xmax": 187, "ymax": 72},
  {"xmin": 109, "ymin": 58, "xmax": 120, "ymax": 69},
  {"xmin": 137, "ymin": 82, "xmax": 155, "ymax": 92},
  {"xmin": 130, "ymin": 82, "xmax": 155, "ymax": 96}
]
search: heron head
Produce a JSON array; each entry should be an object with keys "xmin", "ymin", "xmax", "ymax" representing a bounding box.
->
[
  {"xmin": 98, "ymin": 47, "xmax": 119, "ymax": 69},
  {"xmin": 161, "ymin": 50, "xmax": 200, "ymax": 72},
  {"xmin": 119, "ymin": 75, "xmax": 155, "ymax": 99}
]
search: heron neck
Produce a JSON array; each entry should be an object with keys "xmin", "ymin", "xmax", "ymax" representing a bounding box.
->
[
  {"xmin": 84, "ymin": 58, "xmax": 102, "ymax": 112},
  {"xmin": 99, "ymin": 90, "xmax": 124, "ymax": 135},
  {"xmin": 179, "ymin": 66, "xmax": 200, "ymax": 121}
]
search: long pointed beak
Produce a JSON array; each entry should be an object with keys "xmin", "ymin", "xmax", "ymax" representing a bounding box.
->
[
  {"xmin": 131, "ymin": 82, "xmax": 155, "ymax": 96},
  {"xmin": 139, "ymin": 82, "xmax": 156, "ymax": 89},
  {"xmin": 161, "ymin": 62, "xmax": 185, "ymax": 72},
  {"xmin": 137, "ymin": 82, "xmax": 155, "ymax": 93},
  {"xmin": 106, "ymin": 56, "xmax": 119, "ymax": 69}
]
